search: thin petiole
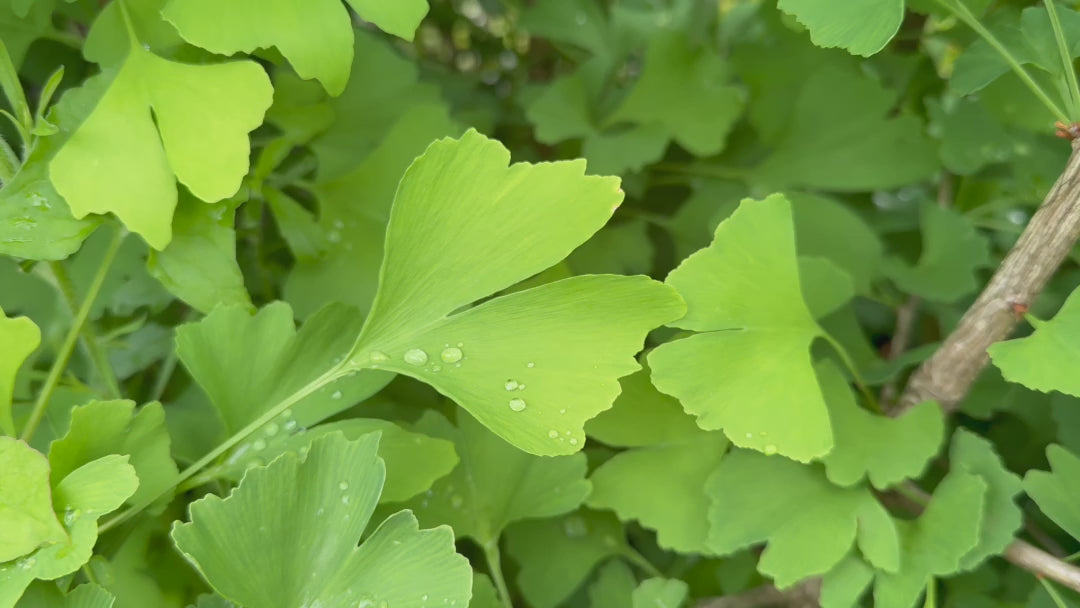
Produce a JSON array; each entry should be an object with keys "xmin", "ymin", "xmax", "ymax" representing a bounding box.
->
[
  {"xmin": 935, "ymin": 0, "xmax": 1070, "ymax": 123},
  {"xmin": 1039, "ymin": 576, "xmax": 1071, "ymax": 608},
  {"xmin": 483, "ymin": 541, "xmax": 514, "ymax": 608},
  {"xmin": 1044, "ymin": 0, "xmax": 1080, "ymax": 120}
]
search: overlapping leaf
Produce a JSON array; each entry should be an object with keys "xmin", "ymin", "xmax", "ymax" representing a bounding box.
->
[
  {"xmin": 649, "ymin": 194, "xmax": 833, "ymax": 462},
  {"xmin": 50, "ymin": 43, "xmax": 272, "ymax": 249},
  {"xmin": 1024, "ymin": 444, "xmax": 1080, "ymax": 540},
  {"xmin": 989, "ymin": 287, "xmax": 1080, "ymax": 397},
  {"xmin": 777, "ymin": 0, "xmax": 904, "ymax": 56},
  {"xmin": 706, "ymin": 450, "xmax": 900, "ymax": 587},
  {"xmin": 0, "ymin": 438, "xmax": 65, "ymax": 563},
  {"xmin": 388, "ymin": 411, "xmax": 591, "ymax": 548},
  {"xmin": 340, "ymin": 130, "xmax": 684, "ymax": 455},
  {"xmin": 163, "ymin": 0, "xmax": 427, "ymax": 97},
  {"xmin": 884, "ymin": 202, "xmax": 991, "ymax": 302},
  {"xmin": 586, "ymin": 369, "xmax": 726, "ymax": 553},
  {"xmin": 818, "ymin": 362, "xmax": 945, "ymax": 489},
  {"xmin": 0, "ymin": 308, "xmax": 38, "ymax": 436},
  {"xmin": 172, "ymin": 432, "xmax": 471, "ymax": 608}
]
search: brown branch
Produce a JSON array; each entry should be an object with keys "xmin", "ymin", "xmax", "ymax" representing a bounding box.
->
[
  {"xmin": 695, "ymin": 580, "xmax": 821, "ymax": 608},
  {"xmin": 893, "ymin": 140, "xmax": 1080, "ymax": 414},
  {"xmin": 1005, "ymin": 541, "xmax": 1080, "ymax": 592}
]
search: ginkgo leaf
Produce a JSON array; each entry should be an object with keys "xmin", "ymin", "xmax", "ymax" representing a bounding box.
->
[
  {"xmin": 949, "ymin": 429, "xmax": 1022, "ymax": 570},
  {"xmin": 347, "ymin": 0, "xmax": 429, "ymax": 40},
  {"xmin": 788, "ymin": 192, "xmax": 883, "ymax": 295},
  {"xmin": 883, "ymin": 202, "xmax": 991, "ymax": 302},
  {"xmin": 49, "ymin": 48, "xmax": 272, "ymax": 249},
  {"xmin": 607, "ymin": 31, "xmax": 743, "ymax": 157},
  {"xmin": 176, "ymin": 302, "xmax": 394, "ymax": 436},
  {"xmin": 16, "ymin": 582, "xmax": 116, "ymax": 608},
  {"xmin": 0, "ymin": 455, "xmax": 137, "ymax": 608},
  {"xmin": 215, "ymin": 418, "xmax": 458, "ymax": 503},
  {"xmin": 505, "ymin": 510, "xmax": 630, "ymax": 608},
  {"xmin": 633, "ymin": 579, "xmax": 688, "ymax": 608},
  {"xmin": 389, "ymin": 411, "xmax": 591, "ymax": 549},
  {"xmin": 146, "ymin": 192, "xmax": 250, "ymax": 314},
  {"xmin": 0, "ymin": 438, "xmax": 66, "ymax": 563},
  {"xmin": 989, "ymin": 287, "xmax": 1080, "ymax": 397},
  {"xmin": 706, "ymin": 450, "xmax": 900, "ymax": 587},
  {"xmin": 47, "ymin": 401, "xmax": 178, "ymax": 508},
  {"xmin": 0, "ymin": 308, "xmax": 38, "ymax": 436},
  {"xmin": 777, "ymin": 0, "xmax": 904, "ymax": 56},
  {"xmin": 821, "ymin": 556, "xmax": 874, "ymax": 608},
  {"xmin": 171, "ymin": 432, "xmax": 472, "ymax": 608},
  {"xmin": 588, "ymin": 561, "xmax": 636, "ymax": 608},
  {"xmin": 873, "ymin": 471, "xmax": 987, "ymax": 608},
  {"xmin": 649, "ymin": 194, "xmax": 833, "ymax": 462},
  {"xmin": 1023, "ymin": 444, "xmax": 1080, "ymax": 540},
  {"xmin": 753, "ymin": 67, "xmax": 938, "ymax": 191},
  {"xmin": 818, "ymin": 362, "xmax": 945, "ymax": 489},
  {"xmin": 340, "ymin": 130, "xmax": 684, "ymax": 455},
  {"xmin": 586, "ymin": 369, "xmax": 727, "ymax": 553}
]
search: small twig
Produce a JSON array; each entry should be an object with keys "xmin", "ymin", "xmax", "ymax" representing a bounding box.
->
[
  {"xmin": 880, "ymin": 295, "xmax": 922, "ymax": 407},
  {"xmin": 695, "ymin": 580, "xmax": 821, "ymax": 608},
  {"xmin": 894, "ymin": 140, "xmax": 1080, "ymax": 414}
]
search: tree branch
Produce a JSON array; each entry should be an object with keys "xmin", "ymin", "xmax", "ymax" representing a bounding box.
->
[{"xmin": 894, "ymin": 140, "xmax": 1080, "ymax": 414}]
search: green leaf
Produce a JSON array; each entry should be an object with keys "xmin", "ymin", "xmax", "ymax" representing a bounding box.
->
[
  {"xmin": 588, "ymin": 560, "xmax": 636, "ymax": 608},
  {"xmin": 389, "ymin": 411, "xmax": 591, "ymax": 547},
  {"xmin": 285, "ymin": 103, "xmax": 460, "ymax": 318},
  {"xmin": 469, "ymin": 574, "xmax": 501, "ymax": 608},
  {"xmin": 346, "ymin": 0, "xmax": 429, "ymax": 40},
  {"xmin": 586, "ymin": 371, "xmax": 727, "ymax": 554},
  {"xmin": 821, "ymin": 556, "xmax": 874, "ymax": 608},
  {"xmin": 949, "ymin": 429, "xmax": 1022, "ymax": 569},
  {"xmin": 706, "ymin": 450, "xmax": 899, "ymax": 587},
  {"xmin": 788, "ymin": 192, "xmax": 884, "ymax": 295},
  {"xmin": 505, "ymin": 510, "xmax": 630, "ymax": 608},
  {"xmin": 649, "ymin": 194, "xmax": 833, "ymax": 462},
  {"xmin": 753, "ymin": 67, "xmax": 938, "ymax": 191},
  {"xmin": 16, "ymin": 583, "xmax": 115, "ymax": 608},
  {"xmin": 0, "ymin": 308, "xmax": 38, "ymax": 436},
  {"xmin": 176, "ymin": 302, "xmax": 394, "ymax": 435},
  {"xmin": 632, "ymin": 578, "xmax": 688, "ymax": 608},
  {"xmin": 0, "ymin": 438, "xmax": 66, "ymax": 563},
  {"xmin": 344, "ymin": 130, "xmax": 684, "ymax": 455},
  {"xmin": 47, "ymin": 400, "xmax": 178, "ymax": 508},
  {"xmin": 777, "ymin": 0, "xmax": 904, "ymax": 56},
  {"xmin": 49, "ymin": 49, "xmax": 273, "ymax": 249},
  {"xmin": 215, "ymin": 418, "xmax": 458, "ymax": 503},
  {"xmin": 989, "ymin": 287, "xmax": 1080, "ymax": 397},
  {"xmin": 147, "ymin": 192, "xmax": 250, "ymax": 314},
  {"xmin": 883, "ymin": 202, "xmax": 991, "ymax": 302},
  {"xmin": 818, "ymin": 362, "xmax": 945, "ymax": 489},
  {"xmin": 873, "ymin": 471, "xmax": 987, "ymax": 608},
  {"xmin": 607, "ymin": 31, "xmax": 744, "ymax": 157},
  {"xmin": 0, "ymin": 455, "xmax": 137, "ymax": 607},
  {"xmin": 172, "ymin": 432, "xmax": 472, "ymax": 608},
  {"xmin": 1023, "ymin": 444, "xmax": 1080, "ymax": 540}
]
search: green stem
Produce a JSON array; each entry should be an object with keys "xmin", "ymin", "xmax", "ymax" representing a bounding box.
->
[
  {"xmin": 98, "ymin": 363, "xmax": 351, "ymax": 534},
  {"xmin": 20, "ymin": 228, "xmax": 123, "ymax": 443},
  {"xmin": 1044, "ymin": 0, "xmax": 1080, "ymax": 120},
  {"xmin": 149, "ymin": 343, "xmax": 180, "ymax": 402},
  {"xmin": 651, "ymin": 162, "xmax": 749, "ymax": 181},
  {"xmin": 623, "ymin": 547, "xmax": 664, "ymax": 578},
  {"xmin": 483, "ymin": 541, "xmax": 514, "ymax": 608},
  {"xmin": 822, "ymin": 333, "xmax": 881, "ymax": 412},
  {"xmin": 936, "ymin": 0, "xmax": 1070, "ymax": 123},
  {"xmin": 1039, "ymin": 576, "xmax": 1071, "ymax": 608},
  {"xmin": 47, "ymin": 260, "xmax": 121, "ymax": 399},
  {"xmin": 0, "ymin": 134, "xmax": 18, "ymax": 182}
]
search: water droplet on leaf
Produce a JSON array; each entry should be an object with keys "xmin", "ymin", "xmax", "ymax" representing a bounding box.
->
[
  {"xmin": 404, "ymin": 349, "xmax": 428, "ymax": 365},
  {"xmin": 370, "ymin": 351, "xmax": 389, "ymax": 363},
  {"xmin": 508, "ymin": 398, "xmax": 527, "ymax": 412},
  {"xmin": 441, "ymin": 347, "xmax": 463, "ymax": 363},
  {"xmin": 504, "ymin": 379, "xmax": 519, "ymax": 391}
]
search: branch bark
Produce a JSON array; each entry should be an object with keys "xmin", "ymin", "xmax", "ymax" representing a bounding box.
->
[
  {"xmin": 695, "ymin": 580, "xmax": 821, "ymax": 608},
  {"xmin": 894, "ymin": 140, "xmax": 1080, "ymax": 414}
]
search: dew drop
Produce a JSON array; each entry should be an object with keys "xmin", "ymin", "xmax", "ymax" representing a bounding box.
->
[
  {"xmin": 252, "ymin": 439, "xmax": 267, "ymax": 451},
  {"xmin": 574, "ymin": 12, "xmax": 587, "ymax": 25},
  {"xmin": 264, "ymin": 422, "xmax": 280, "ymax": 436},
  {"xmin": 527, "ymin": 362, "xmax": 535, "ymax": 368},
  {"xmin": 504, "ymin": 379, "xmax": 519, "ymax": 391},
  {"xmin": 451, "ymin": 494, "xmax": 464, "ymax": 509},
  {"xmin": 370, "ymin": 351, "xmax": 389, "ymax": 364},
  {"xmin": 339, "ymin": 481, "xmax": 349, "ymax": 491},
  {"xmin": 331, "ymin": 390, "xmax": 343, "ymax": 400},
  {"xmin": 548, "ymin": 430, "xmax": 559, "ymax": 438},
  {"xmin": 342, "ymin": 495, "xmax": 351, "ymax": 505},
  {"xmin": 280, "ymin": 409, "xmax": 293, "ymax": 419},
  {"xmin": 563, "ymin": 514, "xmax": 588, "ymax": 538},
  {"xmin": 404, "ymin": 348, "xmax": 428, "ymax": 366},
  {"xmin": 763, "ymin": 444, "xmax": 777, "ymax": 456},
  {"xmin": 284, "ymin": 420, "xmax": 298, "ymax": 432},
  {"xmin": 441, "ymin": 347, "xmax": 463, "ymax": 363},
  {"xmin": 559, "ymin": 408, "xmax": 566, "ymax": 414},
  {"xmin": 518, "ymin": 384, "xmax": 526, "ymax": 390},
  {"xmin": 422, "ymin": 594, "xmax": 430, "ymax": 601},
  {"xmin": 508, "ymin": 398, "xmax": 527, "ymax": 412},
  {"xmin": 569, "ymin": 438, "xmax": 579, "ymax": 446}
]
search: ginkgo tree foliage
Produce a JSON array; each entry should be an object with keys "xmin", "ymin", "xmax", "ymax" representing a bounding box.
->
[{"xmin": 2, "ymin": 0, "xmax": 1080, "ymax": 607}]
